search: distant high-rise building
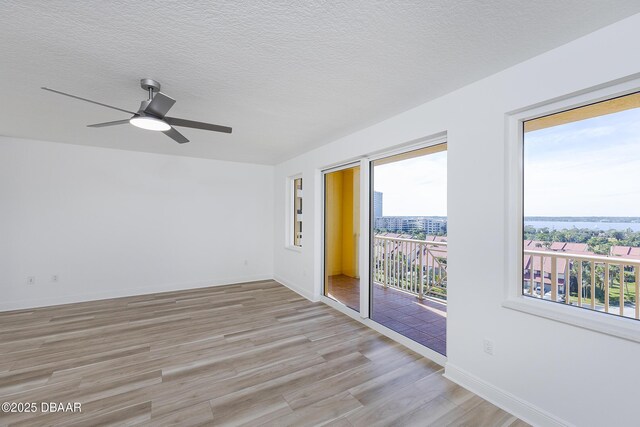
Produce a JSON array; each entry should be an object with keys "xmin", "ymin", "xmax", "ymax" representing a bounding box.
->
[
  {"xmin": 373, "ymin": 191, "xmax": 383, "ymax": 219},
  {"xmin": 374, "ymin": 216, "xmax": 447, "ymax": 235}
]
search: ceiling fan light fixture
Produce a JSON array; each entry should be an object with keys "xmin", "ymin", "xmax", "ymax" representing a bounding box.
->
[{"xmin": 129, "ymin": 116, "xmax": 171, "ymax": 131}]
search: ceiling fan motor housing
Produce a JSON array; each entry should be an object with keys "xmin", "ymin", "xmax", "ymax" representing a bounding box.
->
[{"xmin": 138, "ymin": 100, "xmax": 152, "ymax": 114}]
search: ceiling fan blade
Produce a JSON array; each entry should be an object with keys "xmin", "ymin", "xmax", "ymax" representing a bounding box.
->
[
  {"xmin": 41, "ymin": 87, "xmax": 136, "ymax": 115},
  {"xmin": 163, "ymin": 126, "xmax": 189, "ymax": 144},
  {"xmin": 164, "ymin": 117, "xmax": 232, "ymax": 134},
  {"xmin": 144, "ymin": 92, "xmax": 175, "ymax": 118},
  {"xmin": 87, "ymin": 118, "xmax": 132, "ymax": 128}
]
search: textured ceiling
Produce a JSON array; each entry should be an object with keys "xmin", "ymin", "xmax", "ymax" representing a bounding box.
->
[{"xmin": 1, "ymin": 1, "xmax": 639, "ymax": 164}]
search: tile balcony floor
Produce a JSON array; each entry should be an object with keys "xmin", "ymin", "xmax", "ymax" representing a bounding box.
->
[{"xmin": 326, "ymin": 275, "xmax": 447, "ymax": 355}]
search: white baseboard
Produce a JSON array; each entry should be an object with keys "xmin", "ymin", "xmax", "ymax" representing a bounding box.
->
[
  {"xmin": 0, "ymin": 274, "xmax": 274, "ymax": 312},
  {"xmin": 444, "ymin": 363, "xmax": 571, "ymax": 427},
  {"xmin": 273, "ymin": 274, "xmax": 318, "ymax": 301}
]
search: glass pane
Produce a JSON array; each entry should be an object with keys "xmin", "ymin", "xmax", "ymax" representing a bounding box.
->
[
  {"xmin": 293, "ymin": 178, "xmax": 303, "ymax": 247},
  {"xmin": 370, "ymin": 144, "xmax": 448, "ymax": 355}
]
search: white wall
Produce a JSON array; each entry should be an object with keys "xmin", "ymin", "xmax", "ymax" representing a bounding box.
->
[
  {"xmin": 0, "ymin": 136, "xmax": 274, "ymax": 310},
  {"xmin": 274, "ymin": 14, "xmax": 640, "ymax": 427}
]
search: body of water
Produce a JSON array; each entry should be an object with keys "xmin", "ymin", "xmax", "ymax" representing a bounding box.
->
[{"xmin": 524, "ymin": 220, "xmax": 640, "ymax": 232}]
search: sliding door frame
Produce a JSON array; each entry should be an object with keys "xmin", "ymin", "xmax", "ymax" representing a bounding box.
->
[
  {"xmin": 318, "ymin": 134, "xmax": 447, "ymax": 337},
  {"xmin": 320, "ymin": 161, "xmax": 366, "ymax": 315}
]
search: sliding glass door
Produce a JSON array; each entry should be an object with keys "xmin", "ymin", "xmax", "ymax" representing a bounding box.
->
[{"xmin": 370, "ymin": 143, "xmax": 448, "ymax": 355}]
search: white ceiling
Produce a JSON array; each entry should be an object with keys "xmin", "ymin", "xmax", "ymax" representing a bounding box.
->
[{"xmin": 1, "ymin": 1, "xmax": 639, "ymax": 165}]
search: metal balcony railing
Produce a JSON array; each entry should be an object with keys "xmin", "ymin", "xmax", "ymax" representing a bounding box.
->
[
  {"xmin": 373, "ymin": 235, "xmax": 639, "ymax": 319},
  {"xmin": 524, "ymin": 249, "xmax": 640, "ymax": 319},
  {"xmin": 372, "ymin": 235, "xmax": 448, "ymax": 301}
]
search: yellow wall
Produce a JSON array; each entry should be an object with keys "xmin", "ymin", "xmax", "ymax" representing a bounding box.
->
[
  {"xmin": 325, "ymin": 167, "xmax": 360, "ymax": 278},
  {"xmin": 325, "ymin": 171, "xmax": 343, "ymax": 276}
]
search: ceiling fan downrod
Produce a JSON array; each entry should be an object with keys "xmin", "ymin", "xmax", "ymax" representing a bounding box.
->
[{"xmin": 140, "ymin": 78, "xmax": 161, "ymax": 100}]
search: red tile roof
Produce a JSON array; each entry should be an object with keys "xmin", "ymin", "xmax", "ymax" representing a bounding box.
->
[
  {"xmin": 522, "ymin": 240, "xmax": 594, "ymax": 280},
  {"xmin": 610, "ymin": 245, "xmax": 640, "ymax": 259}
]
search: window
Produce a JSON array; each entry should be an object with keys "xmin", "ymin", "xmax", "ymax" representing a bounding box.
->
[
  {"xmin": 522, "ymin": 91, "xmax": 640, "ymax": 321},
  {"xmin": 293, "ymin": 176, "xmax": 303, "ymax": 247}
]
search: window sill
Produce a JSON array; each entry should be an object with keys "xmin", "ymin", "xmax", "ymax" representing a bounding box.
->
[
  {"xmin": 284, "ymin": 245, "xmax": 302, "ymax": 253},
  {"xmin": 502, "ymin": 296, "xmax": 640, "ymax": 344}
]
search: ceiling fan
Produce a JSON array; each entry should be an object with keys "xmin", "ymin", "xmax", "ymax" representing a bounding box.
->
[{"xmin": 41, "ymin": 78, "xmax": 232, "ymax": 144}]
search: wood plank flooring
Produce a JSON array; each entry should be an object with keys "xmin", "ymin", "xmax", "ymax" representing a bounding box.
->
[{"xmin": 0, "ymin": 280, "xmax": 526, "ymax": 426}]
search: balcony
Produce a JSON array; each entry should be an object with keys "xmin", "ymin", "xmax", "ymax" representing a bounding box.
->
[
  {"xmin": 371, "ymin": 235, "xmax": 448, "ymax": 355},
  {"xmin": 326, "ymin": 235, "xmax": 448, "ymax": 354}
]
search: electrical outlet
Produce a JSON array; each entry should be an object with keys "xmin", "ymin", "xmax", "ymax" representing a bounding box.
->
[
  {"xmin": 483, "ymin": 339, "xmax": 494, "ymax": 355},
  {"xmin": 26, "ymin": 276, "xmax": 35, "ymax": 285},
  {"xmin": 51, "ymin": 275, "xmax": 59, "ymax": 283}
]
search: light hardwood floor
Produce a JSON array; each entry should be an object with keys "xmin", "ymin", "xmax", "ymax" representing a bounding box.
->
[{"xmin": 0, "ymin": 280, "xmax": 527, "ymax": 426}]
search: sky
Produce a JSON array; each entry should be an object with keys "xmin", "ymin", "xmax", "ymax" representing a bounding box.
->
[
  {"xmin": 374, "ymin": 150, "xmax": 447, "ymax": 216},
  {"xmin": 372, "ymin": 106, "xmax": 640, "ymax": 218},
  {"xmin": 524, "ymin": 107, "xmax": 640, "ymax": 217}
]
